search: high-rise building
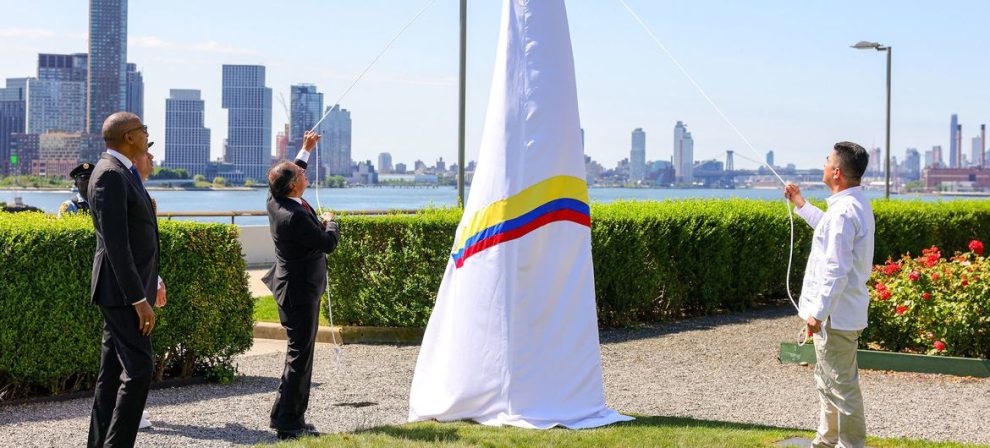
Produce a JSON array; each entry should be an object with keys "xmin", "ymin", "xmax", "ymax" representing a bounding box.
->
[
  {"xmin": 275, "ymin": 123, "xmax": 289, "ymax": 161},
  {"xmin": 26, "ymin": 54, "xmax": 88, "ymax": 135},
  {"xmin": 932, "ymin": 145, "xmax": 944, "ymax": 168},
  {"xmin": 39, "ymin": 53, "xmax": 88, "ymax": 82},
  {"xmin": 25, "ymin": 77, "xmax": 86, "ymax": 134},
  {"xmin": 436, "ymin": 157, "xmax": 446, "ymax": 173},
  {"xmin": 630, "ymin": 128, "xmax": 646, "ymax": 182},
  {"xmin": 395, "ymin": 162, "xmax": 407, "ymax": 174},
  {"xmin": 87, "ymin": 0, "xmax": 128, "ymax": 134},
  {"xmin": 125, "ymin": 63, "xmax": 143, "ymax": 119},
  {"xmin": 904, "ymin": 148, "xmax": 921, "ymax": 181},
  {"xmin": 289, "ymin": 84, "xmax": 323, "ymax": 179},
  {"xmin": 221, "ymin": 65, "xmax": 272, "ymax": 183},
  {"xmin": 949, "ymin": 114, "xmax": 958, "ymax": 168},
  {"xmin": 766, "ymin": 150, "xmax": 775, "ymax": 167},
  {"xmin": 0, "ymin": 79, "xmax": 27, "ymax": 175},
  {"xmin": 672, "ymin": 121, "xmax": 693, "ymax": 183},
  {"xmin": 868, "ymin": 147, "xmax": 883, "ymax": 176},
  {"xmin": 164, "ymin": 89, "xmax": 210, "ymax": 177},
  {"xmin": 315, "ymin": 104, "xmax": 351, "ymax": 177},
  {"xmin": 378, "ymin": 152, "xmax": 393, "ymax": 174}
]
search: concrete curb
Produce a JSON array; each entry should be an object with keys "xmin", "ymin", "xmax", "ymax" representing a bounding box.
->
[{"xmin": 253, "ymin": 322, "xmax": 424, "ymax": 345}]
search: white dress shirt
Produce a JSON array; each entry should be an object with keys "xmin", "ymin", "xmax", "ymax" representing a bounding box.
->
[{"xmin": 795, "ymin": 186, "xmax": 875, "ymax": 331}]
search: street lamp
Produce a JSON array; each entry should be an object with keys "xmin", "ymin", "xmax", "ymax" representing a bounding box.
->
[{"xmin": 851, "ymin": 41, "xmax": 892, "ymax": 199}]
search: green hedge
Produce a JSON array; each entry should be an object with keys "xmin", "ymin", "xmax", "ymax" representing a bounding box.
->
[
  {"xmin": 0, "ymin": 213, "xmax": 253, "ymax": 398},
  {"xmin": 324, "ymin": 199, "xmax": 990, "ymax": 328}
]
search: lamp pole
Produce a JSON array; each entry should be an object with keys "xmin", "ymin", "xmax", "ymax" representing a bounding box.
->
[
  {"xmin": 457, "ymin": 0, "xmax": 467, "ymax": 207},
  {"xmin": 852, "ymin": 41, "xmax": 892, "ymax": 199}
]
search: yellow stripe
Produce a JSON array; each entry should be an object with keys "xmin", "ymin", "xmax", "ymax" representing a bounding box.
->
[{"xmin": 455, "ymin": 175, "xmax": 589, "ymax": 251}]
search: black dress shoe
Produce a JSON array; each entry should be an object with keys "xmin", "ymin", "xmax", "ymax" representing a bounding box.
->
[
  {"xmin": 276, "ymin": 427, "xmax": 320, "ymax": 440},
  {"xmin": 271, "ymin": 421, "xmax": 316, "ymax": 431}
]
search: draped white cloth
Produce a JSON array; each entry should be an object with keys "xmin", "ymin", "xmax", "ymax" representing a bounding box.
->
[{"xmin": 407, "ymin": 0, "xmax": 632, "ymax": 429}]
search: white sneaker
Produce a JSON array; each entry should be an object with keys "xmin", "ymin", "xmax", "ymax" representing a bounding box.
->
[{"xmin": 139, "ymin": 411, "xmax": 152, "ymax": 429}]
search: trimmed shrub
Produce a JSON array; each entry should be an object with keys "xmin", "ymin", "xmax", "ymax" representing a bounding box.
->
[
  {"xmin": 0, "ymin": 213, "xmax": 253, "ymax": 398},
  {"xmin": 325, "ymin": 199, "xmax": 990, "ymax": 331}
]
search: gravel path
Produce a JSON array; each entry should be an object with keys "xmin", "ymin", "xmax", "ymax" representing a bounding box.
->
[{"xmin": 2, "ymin": 307, "xmax": 988, "ymax": 447}]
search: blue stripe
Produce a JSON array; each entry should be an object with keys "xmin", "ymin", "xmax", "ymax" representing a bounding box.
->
[{"xmin": 451, "ymin": 198, "xmax": 589, "ymax": 263}]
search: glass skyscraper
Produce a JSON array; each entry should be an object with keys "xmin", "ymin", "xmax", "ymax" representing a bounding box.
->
[
  {"xmin": 87, "ymin": 0, "xmax": 128, "ymax": 134},
  {"xmin": 289, "ymin": 84, "xmax": 323, "ymax": 179},
  {"xmin": 630, "ymin": 128, "xmax": 646, "ymax": 182},
  {"xmin": 165, "ymin": 89, "xmax": 210, "ymax": 177},
  {"xmin": 126, "ymin": 63, "xmax": 144, "ymax": 119},
  {"xmin": 221, "ymin": 64, "xmax": 272, "ymax": 183},
  {"xmin": 315, "ymin": 104, "xmax": 352, "ymax": 177}
]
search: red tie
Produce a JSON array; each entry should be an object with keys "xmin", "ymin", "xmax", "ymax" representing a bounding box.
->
[{"xmin": 300, "ymin": 198, "xmax": 316, "ymax": 216}]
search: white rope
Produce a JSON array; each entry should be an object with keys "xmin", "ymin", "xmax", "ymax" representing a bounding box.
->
[
  {"xmin": 617, "ymin": 0, "xmax": 824, "ymax": 346},
  {"xmin": 306, "ymin": 0, "xmax": 439, "ymax": 368}
]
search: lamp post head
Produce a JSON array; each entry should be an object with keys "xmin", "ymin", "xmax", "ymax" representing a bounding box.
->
[{"xmin": 852, "ymin": 41, "xmax": 888, "ymax": 51}]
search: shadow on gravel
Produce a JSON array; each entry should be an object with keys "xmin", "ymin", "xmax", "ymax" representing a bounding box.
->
[
  {"xmin": 0, "ymin": 375, "xmax": 284, "ymax": 426},
  {"xmin": 147, "ymin": 421, "xmax": 275, "ymax": 445},
  {"xmin": 599, "ymin": 306, "xmax": 794, "ymax": 344}
]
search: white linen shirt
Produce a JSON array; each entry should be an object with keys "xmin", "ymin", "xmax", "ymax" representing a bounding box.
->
[{"xmin": 795, "ymin": 186, "xmax": 875, "ymax": 331}]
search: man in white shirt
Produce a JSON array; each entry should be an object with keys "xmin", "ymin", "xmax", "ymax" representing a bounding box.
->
[{"xmin": 785, "ymin": 141, "xmax": 874, "ymax": 448}]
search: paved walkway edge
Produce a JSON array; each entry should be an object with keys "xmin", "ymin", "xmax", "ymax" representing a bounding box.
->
[{"xmin": 253, "ymin": 322, "xmax": 424, "ymax": 344}]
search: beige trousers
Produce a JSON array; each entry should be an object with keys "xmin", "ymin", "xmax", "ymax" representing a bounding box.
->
[{"xmin": 811, "ymin": 323, "xmax": 866, "ymax": 448}]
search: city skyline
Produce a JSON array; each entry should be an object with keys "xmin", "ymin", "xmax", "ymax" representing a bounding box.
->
[{"xmin": 1, "ymin": 1, "xmax": 989, "ymax": 172}]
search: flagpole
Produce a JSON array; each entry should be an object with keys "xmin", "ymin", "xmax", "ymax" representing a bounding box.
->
[{"xmin": 457, "ymin": 0, "xmax": 467, "ymax": 208}]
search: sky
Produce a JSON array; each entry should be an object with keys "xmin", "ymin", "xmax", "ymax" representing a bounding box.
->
[{"xmin": 1, "ymin": 0, "xmax": 988, "ymax": 171}]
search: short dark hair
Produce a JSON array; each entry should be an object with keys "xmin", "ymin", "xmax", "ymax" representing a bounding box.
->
[
  {"xmin": 267, "ymin": 161, "xmax": 300, "ymax": 198},
  {"xmin": 833, "ymin": 141, "xmax": 869, "ymax": 183}
]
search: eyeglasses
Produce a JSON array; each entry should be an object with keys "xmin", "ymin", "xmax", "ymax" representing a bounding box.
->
[{"xmin": 123, "ymin": 124, "xmax": 148, "ymax": 136}]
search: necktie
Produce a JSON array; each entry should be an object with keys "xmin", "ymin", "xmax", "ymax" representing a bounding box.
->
[
  {"xmin": 300, "ymin": 198, "xmax": 316, "ymax": 216},
  {"xmin": 129, "ymin": 166, "xmax": 144, "ymax": 189}
]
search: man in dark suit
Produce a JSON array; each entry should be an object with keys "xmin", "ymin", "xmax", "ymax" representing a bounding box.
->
[
  {"xmin": 263, "ymin": 130, "xmax": 341, "ymax": 440},
  {"xmin": 87, "ymin": 111, "xmax": 166, "ymax": 448}
]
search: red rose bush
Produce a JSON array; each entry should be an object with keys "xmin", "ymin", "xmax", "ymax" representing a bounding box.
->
[{"xmin": 865, "ymin": 240, "xmax": 990, "ymax": 358}]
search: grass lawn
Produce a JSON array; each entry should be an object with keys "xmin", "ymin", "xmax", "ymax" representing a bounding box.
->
[
  {"xmin": 254, "ymin": 295, "xmax": 330, "ymax": 326},
  {"xmin": 262, "ymin": 415, "xmax": 987, "ymax": 448}
]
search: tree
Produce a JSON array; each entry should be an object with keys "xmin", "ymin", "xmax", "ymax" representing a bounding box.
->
[
  {"xmin": 244, "ymin": 179, "xmax": 256, "ymax": 187},
  {"xmin": 212, "ymin": 176, "xmax": 228, "ymax": 187},
  {"xmin": 193, "ymin": 174, "xmax": 206, "ymax": 182}
]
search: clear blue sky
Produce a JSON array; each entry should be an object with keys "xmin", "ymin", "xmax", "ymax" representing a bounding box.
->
[{"xmin": 2, "ymin": 0, "xmax": 987, "ymax": 170}]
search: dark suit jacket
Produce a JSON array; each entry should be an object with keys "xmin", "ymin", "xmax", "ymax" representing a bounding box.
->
[
  {"xmin": 263, "ymin": 160, "xmax": 340, "ymax": 307},
  {"xmin": 88, "ymin": 152, "xmax": 160, "ymax": 306}
]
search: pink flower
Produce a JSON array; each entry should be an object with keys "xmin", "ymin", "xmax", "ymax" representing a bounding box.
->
[
  {"xmin": 926, "ymin": 332, "xmax": 935, "ymax": 339},
  {"xmin": 895, "ymin": 305, "xmax": 908, "ymax": 315},
  {"xmin": 931, "ymin": 273, "xmax": 940, "ymax": 281},
  {"xmin": 909, "ymin": 271, "xmax": 921, "ymax": 282},
  {"xmin": 922, "ymin": 292, "xmax": 931, "ymax": 300},
  {"xmin": 934, "ymin": 340, "xmax": 946, "ymax": 351},
  {"xmin": 969, "ymin": 240, "xmax": 984, "ymax": 256},
  {"xmin": 879, "ymin": 289, "xmax": 892, "ymax": 301}
]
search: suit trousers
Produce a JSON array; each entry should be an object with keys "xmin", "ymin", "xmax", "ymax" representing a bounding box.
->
[
  {"xmin": 270, "ymin": 299, "xmax": 321, "ymax": 431},
  {"xmin": 811, "ymin": 323, "xmax": 867, "ymax": 448},
  {"xmin": 88, "ymin": 305, "xmax": 154, "ymax": 448}
]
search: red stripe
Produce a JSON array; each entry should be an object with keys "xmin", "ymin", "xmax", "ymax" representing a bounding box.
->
[{"xmin": 454, "ymin": 209, "xmax": 591, "ymax": 268}]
